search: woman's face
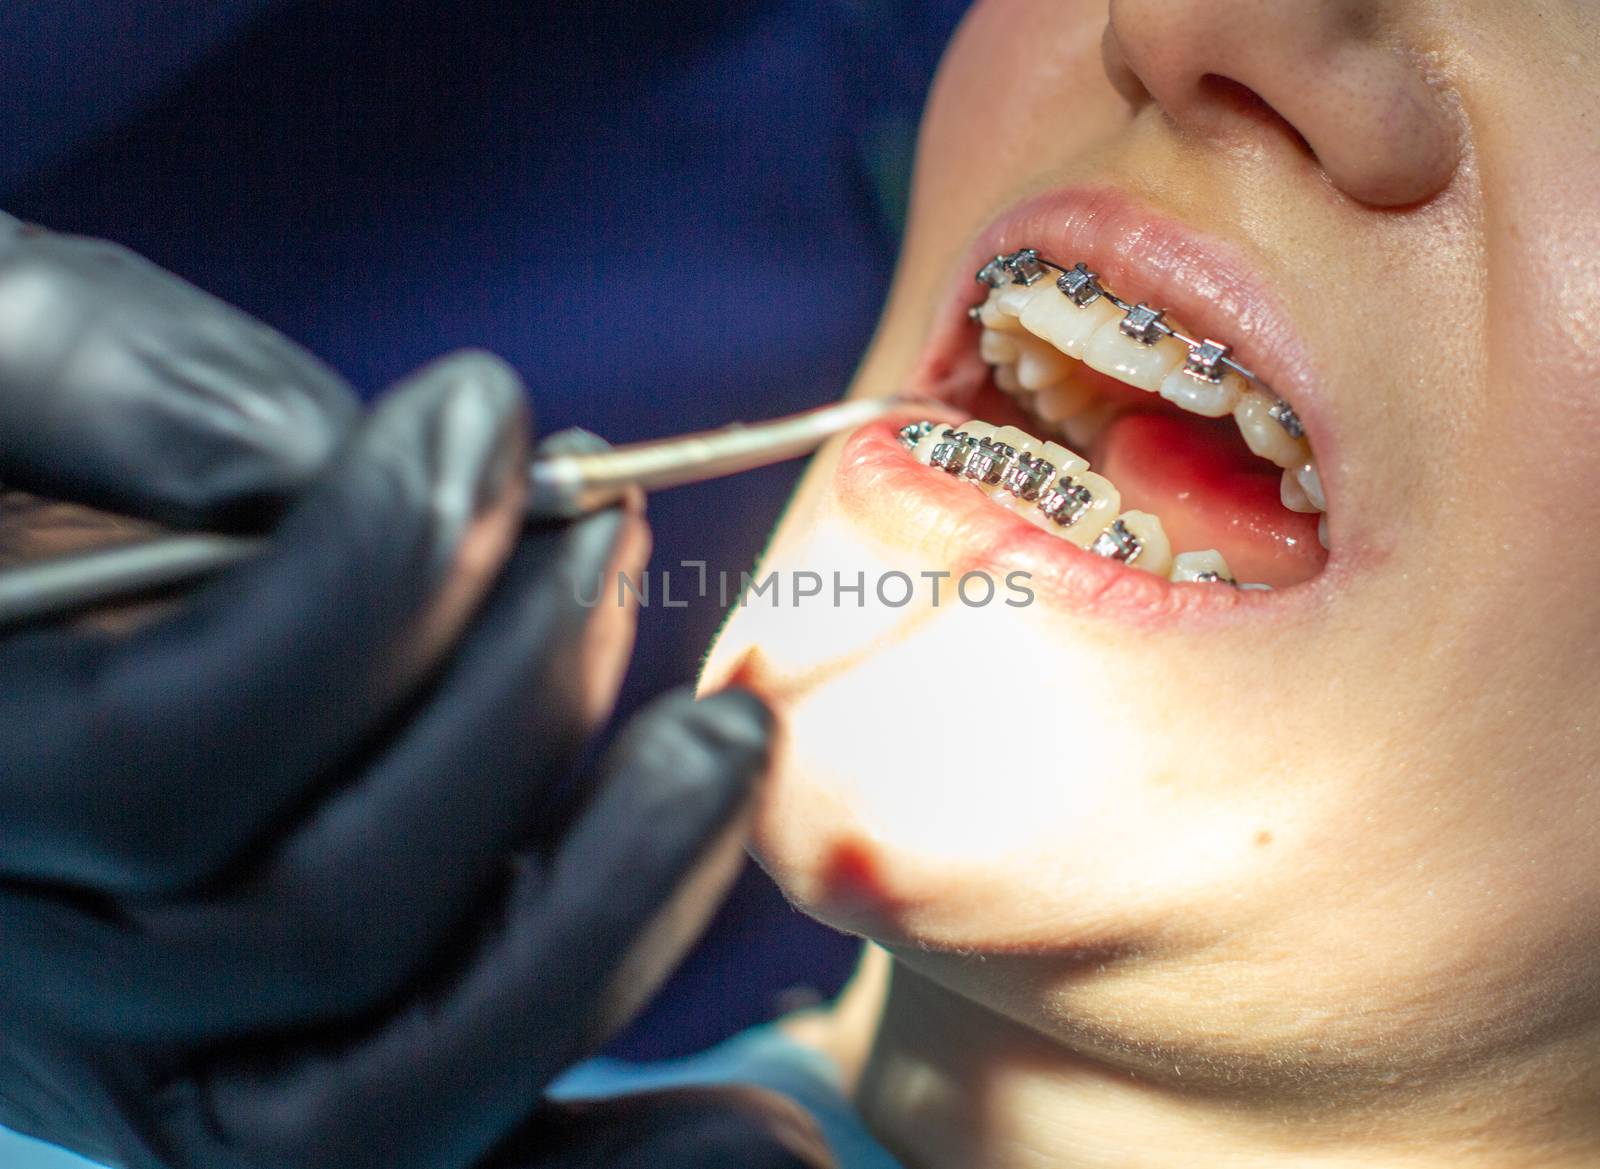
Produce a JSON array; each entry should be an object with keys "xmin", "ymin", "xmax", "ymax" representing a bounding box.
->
[{"xmin": 705, "ymin": 0, "xmax": 1600, "ymax": 1096}]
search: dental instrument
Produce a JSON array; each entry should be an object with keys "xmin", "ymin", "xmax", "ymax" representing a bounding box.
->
[{"xmin": 0, "ymin": 396, "xmax": 938, "ymax": 630}]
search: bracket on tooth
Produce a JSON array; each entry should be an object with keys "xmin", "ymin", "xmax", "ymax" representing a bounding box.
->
[
  {"xmin": 1001, "ymin": 452, "xmax": 1056, "ymax": 501},
  {"xmin": 1184, "ymin": 339, "xmax": 1231, "ymax": 384},
  {"xmin": 999, "ymin": 247, "xmax": 1297, "ymax": 411},
  {"xmin": 1269, "ymin": 399, "xmax": 1305, "ymax": 439},
  {"xmin": 964, "ymin": 437, "xmax": 1016, "ymax": 486},
  {"xmin": 1056, "ymin": 262, "xmax": 1103, "ymax": 308},
  {"xmin": 1119, "ymin": 303, "xmax": 1168, "ymax": 346},
  {"xmin": 1091, "ymin": 519, "xmax": 1143, "ymax": 564},
  {"xmin": 1003, "ymin": 248, "xmax": 1047, "ymax": 286},
  {"xmin": 1038, "ymin": 476, "xmax": 1094, "ymax": 528},
  {"xmin": 975, "ymin": 255, "xmax": 1011, "ymax": 289},
  {"xmin": 1193, "ymin": 571, "xmax": 1236, "ymax": 585},
  {"xmin": 899, "ymin": 420, "xmax": 938, "ymax": 449},
  {"xmin": 930, "ymin": 430, "xmax": 976, "ymax": 475}
]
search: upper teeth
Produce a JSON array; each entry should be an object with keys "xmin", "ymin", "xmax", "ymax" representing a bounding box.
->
[
  {"xmin": 971, "ymin": 249, "xmax": 1329, "ymax": 554},
  {"xmin": 977, "ymin": 249, "xmax": 1308, "ymax": 437}
]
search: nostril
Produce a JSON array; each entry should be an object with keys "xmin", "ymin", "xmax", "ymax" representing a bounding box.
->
[
  {"xmin": 1104, "ymin": 0, "xmax": 1461, "ymax": 209},
  {"xmin": 1101, "ymin": 21, "xmax": 1149, "ymax": 107},
  {"xmin": 1195, "ymin": 75, "xmax": 1314, "ymax": 160}
]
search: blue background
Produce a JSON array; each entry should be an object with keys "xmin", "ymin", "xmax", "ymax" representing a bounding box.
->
[{"xmin": 2, "ymin": 2, "xmax": 965, "ymax": 1161}]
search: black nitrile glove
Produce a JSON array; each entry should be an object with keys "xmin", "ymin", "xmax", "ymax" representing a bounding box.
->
[{"xmin": 0, "ymin": 215, "xmax": 830, "ymax": 1169}]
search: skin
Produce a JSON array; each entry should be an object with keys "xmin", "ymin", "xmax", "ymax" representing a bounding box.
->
[{"xmin": 701, "ymin": 0, "xmax": 1600, "ymax": 1165}]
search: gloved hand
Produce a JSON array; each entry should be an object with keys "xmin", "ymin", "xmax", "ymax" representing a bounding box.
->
[{"xmin": 0, "ymin": 215, "xmax": 829, "ymax": 1169}]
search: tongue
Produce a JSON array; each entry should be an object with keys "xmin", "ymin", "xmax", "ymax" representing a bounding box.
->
[{"xmin": 1095, "ymin": 410, "xmax": 1325, "ymax": 587}]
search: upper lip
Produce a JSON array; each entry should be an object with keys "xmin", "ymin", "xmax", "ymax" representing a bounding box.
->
[{"xmin": 905, "ymin": 184, "xmax": 1330, "ymax": 474}]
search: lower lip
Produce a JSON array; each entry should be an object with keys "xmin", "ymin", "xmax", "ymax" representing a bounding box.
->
[{"xmin": 832, "ymin": 418, "xmax": 1317, "ymax": 629}]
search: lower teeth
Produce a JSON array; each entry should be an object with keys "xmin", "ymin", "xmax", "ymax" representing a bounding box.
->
[{"xmin": 899, "ymin": 419, "xmax": 1254, "ymax": 589}]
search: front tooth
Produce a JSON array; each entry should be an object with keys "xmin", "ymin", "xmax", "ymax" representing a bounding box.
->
[
  {"xmin": 992, "ymin": 424, "xmax": 1042, "ymax": 453},
  {"xmin": 1040, "ymin": 440, "xmax": 1090, "ymax": 478},
  {"xmin": 1234, "ymin": 391, "xmax": 1310, "ymax": 469},
  {"xmin": 1158, "ymin": 366, "xmax": 1242, "ymax": 418},
  {"xmin": 1025, "ymin": 469, "xmax": 1119, "ymax": 548},
  {"xmin": 1295, "ymin": 461, "xmax": 1326, "ymax": 511},
  {"xmin": 1000, "ymin": 450, "xmax": 1057, "ymax": 501},
  {"xmin": 1014, "ymin": 333, "xmax": 1072, "ymax": 390},
  {"xmin": 980, "ymin": 329, "xmax": 1021, "ymax": 365},
  {"xmin": 978, "ymin": 295, "xmax": 1021, "ymax": 332},
  {"xmin": 917, "ymin": 420, "xmax": 1013, "ymax": 480},
  {"xmin": 1018, "ymin": 288, "xmax": 1120, "ymax": 359},
  {"xmin": 926, "ymin": 428, "xmax": 974, "ymax": 474},
  {"xmin": 1102, "ymin": 510, "xmax": 1172, "ymax": 575},
  {"xmin": 977, "ymin": 427, "xmax": 1041, "ymax": 507},
  {"xmin": 929, "ymin": 421, "xmax": 995, "ymax": 478},
  {"xmin": 994, "ymin": 282, "xmax": 1034, "ymax": 316},
  {"xmin": 962, "ymin": 436, "xmax": 1020, "ymax": 499},
  {"xmin": 1280, "ymin": 468, "xmax": 1318, "ymax": 513},
  {"xmin": 1318, "ymin": 514, "xmax": 1330, "ymax": 550},
  {"xmin": 1083, "ymin": 320, "xmax": 1186, "ymax": 392},
  {"xmin": 912, "ymin": 425, "xmax": 955, "ymax": 465},
  {"xmin": 1170, "ymin": 549, "xmax": 1235, "ymax": 583}
]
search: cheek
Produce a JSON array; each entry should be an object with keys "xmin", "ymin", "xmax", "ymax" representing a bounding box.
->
[{"xmin": 1486, "ymin": 301, "xmax": 1600, "ymax": 625}]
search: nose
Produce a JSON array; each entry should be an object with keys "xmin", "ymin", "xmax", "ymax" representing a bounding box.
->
[{"xmin": 1101, "ymin": 0, "xmax": 1460, "ymax": 207}]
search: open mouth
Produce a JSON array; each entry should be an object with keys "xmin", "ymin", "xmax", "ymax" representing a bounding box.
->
[{"xmin": 898, "ymin": 244, "xmax": 1327, "ymax": 592}]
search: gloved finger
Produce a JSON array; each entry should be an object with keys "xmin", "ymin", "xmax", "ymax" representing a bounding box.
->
[
  {"xmin": 161, "ymin": 688, "xmax": 774, "ymax": 1169},
  {"xmin": 0, "ymin": 350, "xmax": 530, "ymax": 894},
  {"xmin": 90, "ymin": 504, "xmax": 649, "ymax": 1042},
  {"xmin": 0, "ymin": 213, "xmax": 358, "ymax": 529},
  {"xmin": 490, "ymin": 1088, "xmax": 836, "ymax": 1169}
]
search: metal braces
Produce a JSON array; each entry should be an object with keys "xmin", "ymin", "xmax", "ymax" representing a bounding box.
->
[
  {"xmin": 904, "ymin": 423, "xmax": 1160, "ymax": 570},
  {"xmin": 1091, "ymin": 519, "xmax": 1142, "ymax": 563},
  {"xmin": 973, "ymin": 248, "xmax": 1303, "ymax": 440},
  {"xmin": 897, "ymin": 421, "xmax": 1249, "ymax": 584},
  {"xmin": 898, "ymin": 420, "xmax": 1243, "ymax": 584}
]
